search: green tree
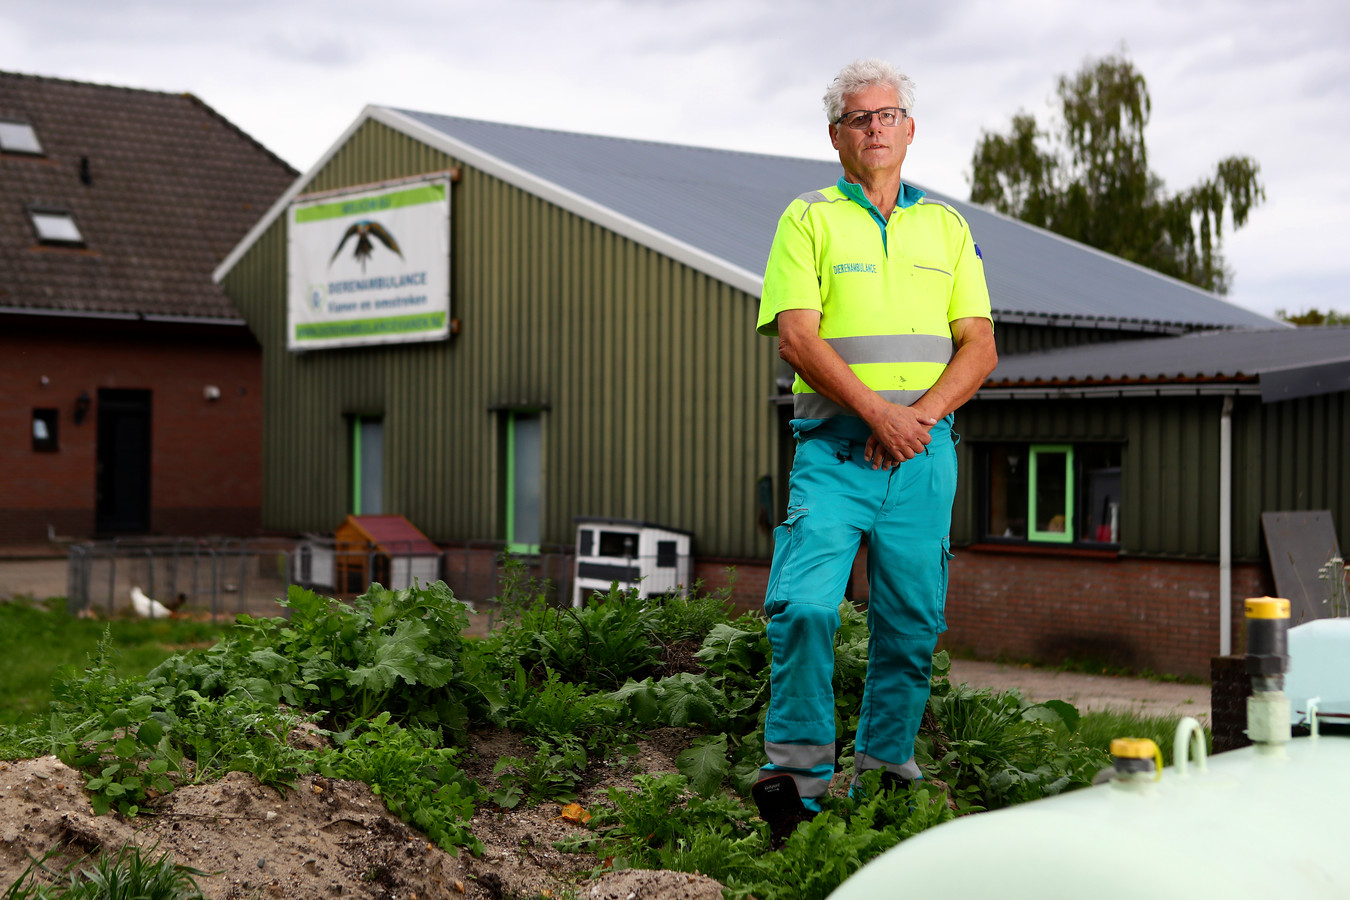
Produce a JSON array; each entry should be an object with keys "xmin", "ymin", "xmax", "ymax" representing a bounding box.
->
[
  {"xmin": 969, "ymin": 52, "xmax": 1264, "ymax": 294},
  {"xmin": 1276, "ymin": 308, "xmax": 1350, "ymax": 326}
]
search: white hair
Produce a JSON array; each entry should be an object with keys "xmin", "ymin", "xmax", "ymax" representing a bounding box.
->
[{"xmin": 822, "ymin": 59, "xmax": 916, "ymax": 122}]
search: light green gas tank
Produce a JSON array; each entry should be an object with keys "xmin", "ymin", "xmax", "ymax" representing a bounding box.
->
[
  {"xmin": 829, "ymin": 728, "xmax": 1350, "ymax": 899},
  {"xmin": 829, "ymin": 597, "xmax": 1350, "ymax": 900}
]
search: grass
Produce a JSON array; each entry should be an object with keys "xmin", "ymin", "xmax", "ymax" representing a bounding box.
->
[
  {"xmin": 1071, "ymin": 707, "xmax": 1210, "ymax": 763},
  {"xmin": 0, "ymin": 599, "xmax": 231, "ymax": 726},
  {"xmin": 4, "ymin": 845, "xmax": 207, "ymax": 900}
]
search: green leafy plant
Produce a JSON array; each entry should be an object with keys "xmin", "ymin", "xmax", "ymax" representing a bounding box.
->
[
  {"xmin": 490, "ymin": 666, "xmax": 627, "ymax": 805},
  {"xmin": 170, "ymin": 694, "xmax": 318, "ymax": 788},
  {"xmin": 48, "ymin": 633, "xmax": 181, "ymax": 816},
  {"xmin": 919, "ymin": 652, "xmax": 1106, "ymax": 809},
  {"xmin": 492, "ymin": 738, "xmax": 590, "ymax": 808},
  {"xmin": 153, "ymin": 581, "xmax": 480, "ymax": 737},
  {"xmin": 1320, "ymin": 555, "xmax": 1348, "ymax": 617},
  {"xmin": 644, "ymin": 578, "xmax": 737, "ymax": 645},
  {"xmin": 320, "ymin": 712, "xmax": 482, "ymax": 855},
  {"xmin": 572, "ymin": 770, "xmax": 954, "ymax": 900},
  {"xmin": 489, "ymin": 586, "xmax": 663, "ymax": 690}
]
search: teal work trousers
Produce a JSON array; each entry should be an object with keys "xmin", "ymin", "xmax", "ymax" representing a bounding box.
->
[{"xmin": 760, "ymin": 414, "xmax": 956, "ymax": 807}]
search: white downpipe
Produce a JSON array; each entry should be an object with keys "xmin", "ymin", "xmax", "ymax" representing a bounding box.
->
[{"xmin": 1219, "ymin": 395, "xmax": 1234, "ymax": 656}]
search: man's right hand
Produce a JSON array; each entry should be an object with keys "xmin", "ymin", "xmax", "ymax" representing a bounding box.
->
[{"xmin": 863, "ymin": 403, "xmax": 937, "ymax": 469}]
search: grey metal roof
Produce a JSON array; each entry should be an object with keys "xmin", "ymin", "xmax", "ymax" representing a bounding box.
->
[
  {"xmin": 217, "ymin": 107, "xmax": 1282, "ymax": 333},
  {"xmin": 986, "ymin": 326, "xmax": 1350, "ymax": 402},
  {"xmin": 389, "ymin": 110, "xmax": 1281, "ymax": 333}
]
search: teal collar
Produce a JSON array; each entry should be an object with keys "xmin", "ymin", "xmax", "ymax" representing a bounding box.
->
[{"xmin": 836, "ymin": 177, "xmax": 925, "ymax": 250}]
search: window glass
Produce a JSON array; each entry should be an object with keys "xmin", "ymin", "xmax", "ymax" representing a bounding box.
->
[
  {"xmin": 986, "ymin": 444, "xmax": 1028, "ymax": 538},
  {"xmin": 0, "ymin": 120, "xmax": 43, "ymax": 155},
  {"xmin": 359, "ymin": 417, "xmax": 384, "ymax": 515},
  {"xmin": 29, "ymin": 209, "xmax": 84, "ymax": 245},
  {"xmin": 982, "ymin": 442, "xmax": 1120, "ymax": 546},
  {"xmin": 33, "ymin": 409, "xmax": 59, "ymax": 451},
  {"xmin": 1080, "ymin": 445, "xmax": 1122, "ymax": 543},
  {"xmin": 598, "ymin": 530, "xmax": 637, "ymax": 558}
]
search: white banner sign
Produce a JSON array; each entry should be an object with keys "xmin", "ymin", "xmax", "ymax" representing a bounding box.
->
[{"xmin": 286, "ymin": 176, "xmax": 450, "ymax": 350}]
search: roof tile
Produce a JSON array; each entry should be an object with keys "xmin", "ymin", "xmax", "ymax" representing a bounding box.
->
[{"xmin": 1, "ymin": 71, "xmax": 296, "ymax": 320}]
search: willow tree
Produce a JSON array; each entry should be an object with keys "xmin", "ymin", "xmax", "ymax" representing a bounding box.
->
[{"xmin": 969, "ymin": 53, "xmax": 1264, "ymax": 294}]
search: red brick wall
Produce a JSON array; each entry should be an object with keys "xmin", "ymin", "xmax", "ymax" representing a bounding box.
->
[
  {"xmin": 699, "ymin": 546, "xmax": 1273, "ymax": 679},
  {"xmin": 943, "ymin": 548, "xmax": 1273, "ymax": 679},
  {"xmin": 693, "ymin": 557, "xmax": 771, "ymax": 612},
  {"xmin": 0, "ymin": 321, "xmax": 262, "ymax": 544}
]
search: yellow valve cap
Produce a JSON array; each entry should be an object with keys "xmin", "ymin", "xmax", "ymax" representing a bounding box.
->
[
  {"xmin": 1245, "ymin": 597, "xmax": 1291, "ymax": 620},
  {"xmin": 1110, "ymin": 737, "xmax": 1164, "ymax": 780},
  {"xmin": 1110, "ymin": 737, "xmax": 1159, "ymax": 760}
]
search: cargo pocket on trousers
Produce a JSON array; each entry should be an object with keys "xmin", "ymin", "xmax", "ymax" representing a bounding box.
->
[
  {"xmin": 764, "ymin": 507, "xmax": 808, "ymax": 617},
  {"xmin": 937, "ymin": 537, "xmax": 954, "ymax": 631}
]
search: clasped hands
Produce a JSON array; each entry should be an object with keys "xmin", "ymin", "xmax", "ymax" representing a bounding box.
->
[{"xmin": 862, "ymin": 403, "xmax": 938, "ymax": 470}]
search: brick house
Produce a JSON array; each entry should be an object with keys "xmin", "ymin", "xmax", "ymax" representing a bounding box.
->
[{"xmin": 0, "ymin": 72, "xmax": 295, "ymax": 544}]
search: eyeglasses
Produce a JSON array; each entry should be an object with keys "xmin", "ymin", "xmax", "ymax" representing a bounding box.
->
[{"xmin": 834, "ymin": 107, "xmax": 907, "ymax": 130}]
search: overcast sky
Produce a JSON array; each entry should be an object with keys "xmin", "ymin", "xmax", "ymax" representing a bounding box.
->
[{"xmin": 4, "ymin": 0, "xmax": 1346, "ymax": 319}]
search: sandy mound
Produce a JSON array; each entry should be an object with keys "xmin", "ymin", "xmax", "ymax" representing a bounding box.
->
[{"xmin": 0, "ymin": 727, "xmax": 726, "ymax": 899}]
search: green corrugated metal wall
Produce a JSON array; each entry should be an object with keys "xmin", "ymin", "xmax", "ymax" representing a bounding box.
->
[
  {"xmin": 1236, "ymin": 391, "xmax": 1350, "ymax": 557},
  {"xmin": 953, "ymin": 392, "xmax": 1350, "ymax": 561},
  {"xmin": 221, "ymin": 120, "xmax": 778, "ymax": 558}
]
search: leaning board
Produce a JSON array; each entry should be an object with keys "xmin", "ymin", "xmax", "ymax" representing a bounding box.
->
[{"xmin": 1261, "ymin": 510, "xmax": 1342, "ymax": 625}]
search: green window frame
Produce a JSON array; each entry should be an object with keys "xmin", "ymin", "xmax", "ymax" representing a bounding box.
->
[
  {"xmin": 350, "ymin": 414, "xmax": 384, "ymax": 516},
  {"xmin": 1028, "ymin": 444, "xmax": 1074, "ymax": 543},
  {"xmin": 504, "ymin": 410, "xmax": 542, "ymax": 555}
]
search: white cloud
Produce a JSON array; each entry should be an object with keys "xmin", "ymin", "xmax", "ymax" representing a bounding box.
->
[{"xmin": 2, "ymin": 0, "xmax": 1343, "ymax": 317}]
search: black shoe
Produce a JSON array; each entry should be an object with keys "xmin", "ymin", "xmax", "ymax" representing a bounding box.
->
[
  {"xmin": 878, "ymin": 770, "xmax": 912, "ymax": 794},
  {"xmin": 751, "ymin": 775, "xmax": 814, "ymax": 850}
]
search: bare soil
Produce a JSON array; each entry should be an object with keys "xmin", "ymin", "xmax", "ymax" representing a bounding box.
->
[{"xmin": 0, "ymin": 727, "xmax": 720, "ymax": 900}]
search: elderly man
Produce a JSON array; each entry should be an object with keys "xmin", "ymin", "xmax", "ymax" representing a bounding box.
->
[{"xmin": 752, "ymin": 58, "xmax": 997, "ymax": 847}]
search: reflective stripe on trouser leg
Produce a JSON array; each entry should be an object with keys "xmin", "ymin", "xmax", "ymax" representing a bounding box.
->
[
  {"xmin": 854, "ymin": 753, "xmax": 923, "ymax": 782},
  {"xmin": 759, "ymin": 742, "xmax": 836, "ymax": 804},
  {"xmin": 854, "ymin": 422, "xmax": 957, "ymax": 774}
]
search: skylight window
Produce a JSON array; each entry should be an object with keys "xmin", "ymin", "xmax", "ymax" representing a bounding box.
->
[
  {"xmin": 28, "ymin": 208, "xmax": 85, "ymax": 246},
  {"xmin": 0, "ymin": 120, "xmax": 44, "ymax": 155}
]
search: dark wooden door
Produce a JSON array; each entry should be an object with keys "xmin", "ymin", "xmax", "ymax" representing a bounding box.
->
[{"xmin": 96, "ymin": 389, "xmax": 152, "ymax": 534}]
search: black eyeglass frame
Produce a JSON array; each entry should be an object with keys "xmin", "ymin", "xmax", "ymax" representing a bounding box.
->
[{"xmin": 833, "ymin": 107, "xmax": 908, "ymax": 130}]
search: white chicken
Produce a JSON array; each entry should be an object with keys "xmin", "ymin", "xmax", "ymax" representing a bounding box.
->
[{"xmin": 130, "ymin": 585, "xmax": 173, "ymax": 619}]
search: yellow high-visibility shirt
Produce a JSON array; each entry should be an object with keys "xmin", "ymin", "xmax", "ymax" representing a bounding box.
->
[{"xmin": 758, "ymin": 179, "xmax": 992, "ymax": 419}]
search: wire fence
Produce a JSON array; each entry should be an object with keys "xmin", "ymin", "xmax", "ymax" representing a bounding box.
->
[
  {"xmin": 65, "ymin": 536, "xmax": 700, "ymax": 621},
  {"xmin": 65, "ymin": 537, "xmax": 584, "ymax": 620}
]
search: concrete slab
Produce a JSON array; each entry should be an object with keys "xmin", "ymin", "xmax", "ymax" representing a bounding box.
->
[
  {"xmin": 0, "ymin": 558, "xmax": 67, "ymax": 603},
  {"xmin": 949, "ymin": 658, "xmax": 1210, "ymax": 721}
]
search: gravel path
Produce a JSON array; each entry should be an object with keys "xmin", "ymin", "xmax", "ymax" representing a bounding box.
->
[{"xmin": 949, "ymin": 658, "xmax": 1210, "ymax": 720}]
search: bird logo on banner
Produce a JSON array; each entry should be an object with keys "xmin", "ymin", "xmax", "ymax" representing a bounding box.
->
[{"xmin": 330, "ymin": 220, "xmax": 403, "ymax": 272}]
